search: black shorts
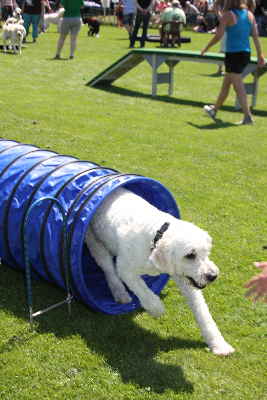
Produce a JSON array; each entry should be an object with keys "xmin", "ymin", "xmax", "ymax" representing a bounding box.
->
[{"xmin": 225, "ymin": 51, "xmax": 250, "ymax": 74}]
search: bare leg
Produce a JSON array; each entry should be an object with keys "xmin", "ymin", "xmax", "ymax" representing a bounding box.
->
[
  {"xmin": 124, "ymin": 24, "xmax": 132, "ymax": 35},
  {"xmin": 213, "ymin": 72, "xmax": 252, "ymax": 122},
  {"xmin": 230, "ymin": 72, "xmax": 252, "ymax": 119},
  {"xmin": 70, "ymin": 32, "xmax": 78, "ymax": 58},
  {"xmin": 3, "ymin": 38, "xmax": 7, "ymax": 52},
  {"xmin": 55, "ymin": 32, "xmax": 68, "ymax": 57},
  {"xmin": 214, "ymin": 73, "xmax": 232, "ymax": 111}
]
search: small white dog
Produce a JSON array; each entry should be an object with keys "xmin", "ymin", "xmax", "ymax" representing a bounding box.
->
[
  {"xmin": 86, "ymin": 187, "xmax": 235, "ymax": 356},
  {"xmin": 2, "ymin": 16, "xmax": 26, "ymax": 54},
  {"xmin": 13, "ymin": 7, "xmax": 24, "ymax": 24},
  {"xmin": 43, "ymin": 8, "xmax": 65, "ymax": 32}
]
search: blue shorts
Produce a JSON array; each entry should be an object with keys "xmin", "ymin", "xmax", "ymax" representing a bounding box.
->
[{"xmin": 123, "ymin": 13, "xmax": 135, "ymax": 26}]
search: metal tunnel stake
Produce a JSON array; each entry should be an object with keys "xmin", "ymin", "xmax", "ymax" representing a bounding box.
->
[{"xmin": 23, "ymin": 196, "xmax": 73, "ymax": 328}]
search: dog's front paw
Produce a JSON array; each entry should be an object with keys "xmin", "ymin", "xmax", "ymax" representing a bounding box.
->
[
  {"xmin": 145, "ymin": 296, "xmax": 165, "ymax": 318},
  {"xmin": 210, "ymin": 341, "xmax": 235, "ymax": 356},
  {"xmin": 113, "ymin": 289, "xmax": 132, "ymax": 304}
]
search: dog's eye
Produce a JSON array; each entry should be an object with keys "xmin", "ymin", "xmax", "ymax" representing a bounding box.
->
[{"xmin": 185, "ymin": 252, "xmax": 196, "ymax": 260}]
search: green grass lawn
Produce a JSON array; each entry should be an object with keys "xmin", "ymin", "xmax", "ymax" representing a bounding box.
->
[{"xmin": 0, "ymin": 24, "xmax": 266, "ymax": 400}]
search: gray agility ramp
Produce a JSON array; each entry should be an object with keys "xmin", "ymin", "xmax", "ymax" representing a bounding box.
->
[{"xmin": 87, "ymin": 51, "xmax": 145, "ymax": 87}]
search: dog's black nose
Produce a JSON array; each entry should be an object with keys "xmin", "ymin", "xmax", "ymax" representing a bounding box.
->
[{"xmin": 206, "ymin": 273, "xmax": 217, "ymax": 282}]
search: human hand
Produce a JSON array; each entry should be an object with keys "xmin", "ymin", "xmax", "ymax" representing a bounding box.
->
[
  {"xmin": 244, "ymin": 262, "xmax": 267, "ymax": 302},
  {"xmin": 258, "ymin": 54, "xmax": 266, "ymax": 67}
]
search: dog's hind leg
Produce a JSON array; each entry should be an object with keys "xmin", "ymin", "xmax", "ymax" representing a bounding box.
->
[
  {"xmin": 173, "ymin": 275, "xmax": 235, "ymax": 356},
  {"xmin": 86, "ymin": 229, "xmax": 132, "ymax": 304}
]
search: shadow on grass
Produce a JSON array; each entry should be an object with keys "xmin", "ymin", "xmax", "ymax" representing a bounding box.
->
[
  {"xmin": 0, "ymin": 265, "xmax": 199, "ymax": 394},
  {"xmin": 188, "ymin": 120, "xmax": 236, "ymax": 130},
  {"xmin": 90, "ymin": 84, "xmax": 267, "ymax": 116},
  {"xmin": 48, "ymin": 57, "xmax": 70, "ymax": 61}
]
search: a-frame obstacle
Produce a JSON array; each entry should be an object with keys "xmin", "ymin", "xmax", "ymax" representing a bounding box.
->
[{"xmin": 88, "ymin": 49, "xmax": 267, "ymax": 108}]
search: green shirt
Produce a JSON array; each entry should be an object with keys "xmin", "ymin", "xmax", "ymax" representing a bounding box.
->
[{"xmin": 61, "ymin": 0, "xmax": 84, "ymax": 17}]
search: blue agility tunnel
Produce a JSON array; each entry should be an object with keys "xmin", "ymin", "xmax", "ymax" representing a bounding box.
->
[{"xmin": 0, "ymin": 139, "xmax": 180, "ymax": 315}]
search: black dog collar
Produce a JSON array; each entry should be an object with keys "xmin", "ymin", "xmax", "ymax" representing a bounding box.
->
[{"xmin": 151, "ymin": 222, "xmax": 170, "ymax": 252}]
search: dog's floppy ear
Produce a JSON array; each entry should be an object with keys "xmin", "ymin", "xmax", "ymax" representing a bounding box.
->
[{"xmin": 149, "ymin": 241, "xmax": 175, "ymax": 275}]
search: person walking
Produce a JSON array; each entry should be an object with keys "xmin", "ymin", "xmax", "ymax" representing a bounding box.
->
[
  {"xmin": 129, "ymin": 0, "xmax": 154, "ymax": 48},
  {"xmin": 201, "ymin": 0, "xmax": 265, "ymax": 125},
  {"xmin": 22, "ymin": 0, "xmax": 44, "ymax": 42},
  {"xmin": 54, "ymin": 0, "xmax": 83, "ymax": 60}
]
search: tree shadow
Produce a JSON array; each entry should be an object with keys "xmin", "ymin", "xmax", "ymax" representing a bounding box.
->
[{"xmin": 0, "ymin": 265, "xmax": 198, "ymax": 394}]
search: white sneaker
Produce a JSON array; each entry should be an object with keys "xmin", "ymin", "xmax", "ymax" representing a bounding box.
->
[{"xmin": 204, "ymin": 105, "xmax": 217, "ymax": 121}]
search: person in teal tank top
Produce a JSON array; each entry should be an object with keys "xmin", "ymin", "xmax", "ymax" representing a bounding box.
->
[
  {"xmin": 201, "ymin": 0, "xmax": 265, "ymax": 125},
  {"xmin": 226, "ymin": 8, "xmax": 251, "ymax": 52},
  {"xmin": 54, "ymin": 0, "xmax": 84, "ymax": 59}
]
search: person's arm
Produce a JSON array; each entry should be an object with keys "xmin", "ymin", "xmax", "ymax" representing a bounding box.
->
[
  {"xmin": 160, "ymin": 8, "xmax": 166, "ymax": 22},
  {"xmin": 146, "ymin": 0, "xmax": 154, "ymax": 12},
  {"xmin": 249, "ymin": 11, "xmax": 266, "ymax": 66},
  {"xmin": 137, "ymin": 0, "xmax": 154, "ymax": 13},
  {"xmin": 43, "ymin": 0, "xmax": 52, "ymax": 12},
  {"xmin": 21, "ymin": 0, "xmax": 25, "ymax": 13},
  {"xmin": 135, "ymin": 0, "xmax": 144, "ymax": 12},
  {"xmin": 12, "ymin": 0, "xmax": 18, "ymax": 9},
  {"xmin": 244, "ymin": 262, "xmax": 267, "ymax": 302},
  {"xmin": 213, "ymin": 0, "xmax": 223, "ymax": 18},
  {"xmin": 188, "ymin": 3, "xmax": 200, "ymax": 14},
  {"xmin": 201, "ymin": 11, "xmax": 228, "ymax": 55}
]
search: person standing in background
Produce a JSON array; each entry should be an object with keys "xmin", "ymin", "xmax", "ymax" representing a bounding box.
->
[
  {"xmin": 129, "ymin": 0, "xmax": 154, "ymax": 48},
  {"xmin": 22, "ymin": 0, "xmax": 44, "ymax": 43},
  {"xmin": 254, "ymin": 0, "xmax": 267, "ymax": 36},
  {"xmin": 122, "ymin": 0, "xmax": 136, "ymax": 40},
  {"xmin": 54, "ymin": 0, "xmax": 83, "ymax": 60}
]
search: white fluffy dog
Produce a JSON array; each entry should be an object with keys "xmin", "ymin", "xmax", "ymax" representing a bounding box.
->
[
  {"xmin": 43, "ymin": 8, "xmax": 65, "ymax": 32},
  {"xmin": 86, "ymin": 187, "xmax": 235, "ymax": 356},
  {"xmin": 2, "ymin": 16, "xmax": 26, "ymax": 54},
  {"xmin": 13, "ymin": 7, "xmax": 24, "ymax": 24}
]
